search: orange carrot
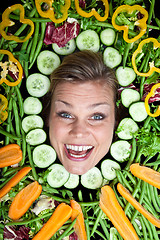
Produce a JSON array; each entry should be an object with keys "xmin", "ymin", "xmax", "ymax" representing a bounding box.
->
[
  {"xmin": 100, "ymin": 185, "xmax": 139, "ymax": 240},
  {"xmin": 8, "ymin": 181, "xmax": 42, "ymax": 220},
  {"xmin": 0, "ymin": 166, "xmax": 32, "ymax": 198},
  {"xmin": 130, "ymin": 163, "xmax": 160, "ymax": 189},
  {"xmin": 117, "ymin": 183, "xmax": 160, "ymax": 228},
  {"xmin": 0, "ymin": 144, "xmax": 23, "ymax": 168},
  {"xmin": 32, "ymin": 203, "xmax": 72, "ymax": 240},
  {"xmin": 70, "ymin": 199, "xmax": 87, "ymax": 240}
]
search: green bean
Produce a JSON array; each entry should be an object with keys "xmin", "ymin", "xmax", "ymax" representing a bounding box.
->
[
  {"xmin": 141, "ymin": 215, "xmax": 153, "ymax": 240},
  {"xmin": 125, "ymin": 137, "xmax": 137, "ymax": 170},
  {"xmin": 124, "ymin": 179, "xmax": 141, "ymax": 215},
  {"xmin": 79, "ymin": 201, "xmax": 99, "ymax": 207},
  {"xmin": 113, "ymin": 185, "xmax": 125, "ymax": 208},
  {"xmin": 78, "ymin": 189, "xmax": 83, "ymax": 201},
  {"xmin": 123, "ymin": 170, "xmax": 137, "ymax": 186},
  {"xmin": 29, "ymin": 22, "xmax": 46, "ymax": 69},
  {"xmin": 5, "ymin": 96, "xmax": 13, "ymax": 145},
  {"xmin": 24, "ymin": 39, "xmax": 33, "ymax": 78},
  {"xmin": 91, "ymin": 209, "xmax": 102, "ymax": 236},
  {"xmin": 56, "ymin": 218, "xmax": 77, "ymax": 240},
  {"xmin": 149, "ymin": 222, "xmax": 159, "ymax": 240},
  {"xmin": 155, "ymin": 18, "xmax": 160, "ymax": 28},
  {"xmin": 0, "ymin": 127, "xmax": 21, "ymax": 141},
  {"xmin": 99, "ymin": 218, "xmax": 110, "ymax": 239},
  {"xmin": 42, "ymin": 191, "xmax": 70, "ymax": 204},
  {"xmin": 95, "ymin": 230, "xmax": 107, "ymax": 240},
  {"xmin": 147, "ymin": 0, "xmax": 155, "ymax": 35},
  {"xmin": 29, "ymin": 12, "xmax": 40, "ymax": 63},
  {"xmin": 140, "ymin": 216, "xmax": 148, "ymax": 240},
  {"xmin": 27, "ymin": 144, "xmax": 38, "ymax": 181},
  {"xmin": 6, "ymin": 212, "xmax": 53, "ymax": 226},
  {"xmin": 148, "ymin": 185, "xmax": 160, "ymax": 213},
  {"xmin": 3, "ymin": 167, "xmax": 22, "ymax": 177},
  {"xmin": 131, "ymin": 181, "xmax": 146, "ymax": 223},
  {"xmin": 85, "ymin": 218, "xmax": 90, "ymax": 240},
  {"xmin": 0, "ymin": 172, "xmax": 17, "ymax": 189},
  {"xmin": 12, "ymin": 99, "xmax": 21, "ymax": 146},
  {"xmin": 15, "ymin": 85, "xmax": 24, "ymax": 118},
  {"xmin": 20, "ymin": 129, "xmax": 27, "ymax": 166},
  {"xmin": 123, "ymin": 43, "xmax": 131, "ymax": 68},
  {"xmin": 153, "ymin": 186, "xmax": 160, "ymax": 208},
  {"xmin": 146, "ymin": 182, "xmax": 152, "ymax": 203},
  {"xmin": 117, "ymin": 170, "xmax": 133, "ymax": 192}
]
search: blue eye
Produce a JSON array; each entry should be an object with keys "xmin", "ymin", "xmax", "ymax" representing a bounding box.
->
[
  {"xmin": 92, "ymin": 114, "xmax": 105, "ymax": 120},
  {"xmin": 58, "ymin": 112, "xmax": 72, "ymax": 119}
]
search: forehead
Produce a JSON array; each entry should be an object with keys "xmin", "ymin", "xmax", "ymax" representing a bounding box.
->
[{"xmin": 52, "ymin": 80, "xmax": 115, "ymax": 104}]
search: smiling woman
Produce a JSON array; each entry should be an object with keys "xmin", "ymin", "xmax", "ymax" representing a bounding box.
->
[{"xmin": 45, "ymin": 50, "xmax": 119, "ymax": 175}]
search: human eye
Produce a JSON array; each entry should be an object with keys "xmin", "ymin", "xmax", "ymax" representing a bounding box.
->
[
  {"xmin": 91, "ymin": 113, "xmax": 106, "ymax": 121},
  {"xmin": 57, "ymin": 111, "xmax": 73, "ymax": 119}
]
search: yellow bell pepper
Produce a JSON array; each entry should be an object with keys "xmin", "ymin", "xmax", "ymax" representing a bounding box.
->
[
  {"xmin": 132, "ymin": 38, "xmax": 160, "ymax": 77},
  {"xmin": 112, "ymin": 5, "xmax": 148, "ymax": 43},
  {"xmin": 0, "ymin": 94, "xmax": 8, "ymax": 124},
  {"xmin": 0, "ymin": 50, "xmax": 23, "ymax": 87},
  {"xmin": 74, "ymin": 0, "xmax": 109, "ymax": 22},
  {"xmin": 144, "ymin": 83, "xmax": 160, "ymax": 117},
  {"xmin": 0, "ymin": 4, "xmax": 34, "ymax": 42},
  {"xmin": 35, "ymin": 0, "xmax": 71, "ymax": 23}
]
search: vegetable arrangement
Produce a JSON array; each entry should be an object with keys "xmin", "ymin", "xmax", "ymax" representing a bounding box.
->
[{"xmin": 0, "ymin": 0, "xmax": 160, "ymax": 239}]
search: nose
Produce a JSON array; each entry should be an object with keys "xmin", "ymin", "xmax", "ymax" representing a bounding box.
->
[{"xmin": 69, "ymin": 119, "xmax": 90, "ymax": 138}]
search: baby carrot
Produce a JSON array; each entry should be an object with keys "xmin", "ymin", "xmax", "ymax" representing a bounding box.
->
[
  {"xmin": 130, "ymin": 163, "xmax": 160, "ymax": 189},
  {"xmin": 100, "ymin": 185, "xmax": 139, "ymax": 240},
  {"xmin": 70, "ymin": 199, "xmax": 88, "ymax": 240},
  {"xmin": 0, "ymin": 166, "xmax": 32, "ymax": 198},
  {"xmin": 117, "ymin": 183, "xmax": 160, "ymax": 228},
  {"xmin": 0, "ymin": 144, "xmax": 22, "ymax": 168},
  {"xmin": 32, "ymin": 203, "xmax": 72, "ymax": 240},
  {"xmin": 8, "ymin": 181, "xmax": 42, "ymax": 220}
]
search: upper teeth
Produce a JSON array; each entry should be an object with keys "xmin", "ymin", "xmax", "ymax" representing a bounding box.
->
[{"xmin": 66, "ymin": 144, "xmax": 93, "ymax": 151}]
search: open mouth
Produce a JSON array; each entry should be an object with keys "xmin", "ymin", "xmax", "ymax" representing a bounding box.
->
[{"xmin": 64, "ymin": 144, "xmax": 94, "ymax": 161}]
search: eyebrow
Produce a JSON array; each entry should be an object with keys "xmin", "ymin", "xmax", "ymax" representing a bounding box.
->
[{"xmin": 55, "ymin": 100, "xmax": 110, "ymax": 108}]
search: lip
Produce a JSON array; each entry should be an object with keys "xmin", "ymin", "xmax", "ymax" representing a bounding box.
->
[{"xmin": 64, "ymin": 144, "xmax": 94, "ymax": 162}]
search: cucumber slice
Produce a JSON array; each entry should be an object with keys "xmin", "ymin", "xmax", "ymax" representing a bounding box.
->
[
  {"xmin": 47, "ymin": 164, "xmax": 70, "ymax": 188},
  {"xmin": 121, "ymin": 88, "xmax": 140, "ymax": 108},
  {"xmin": 116, "ymin": 66, "xmax": 136, "ymax": 87},
  {"xmin": 33, "ymin": 144, "xmax": 56, "ymax": 168},
  {"xmin": 26, "ymin": 73, "xmax": 50, "ymax": 97},
  {"xmin": 52, "ymin": 39, "xmax": 76, "ymax": 55},
  {"xmin": 129, "ymin": 102, "xmax": 148, "ymax": 122},
  {"xmin": 37, "ymin": 50, "xmax": 61, "ymax": 75},
  {"xmin": 116, "ymin": 118, "xmax": 139, "ymax": 140},
  {"xmin": 103, "ymin": 47, "xmax": 122, "ymax": 68},
  {"xmin": 81, "ymin": 167, "xmax": 103, "ymax": 189},
  {"xmin": 64, "ymin": 173, "xmax": 79, "ymax": 189},
  {"xmin": 26, "ymin": 128, "xmax": 46, "ymax": 146},
  {"xmin": 23, "ymin": 97, "xmax": 42, "ymax": 115},
  {"xmin": 100, "ymin": 28, "xmax": 116, "ymax": 46},
  {"xmin": 110, "ymin": 140, "xmax": 131, "ymax": 162},
  {"xmin": 22, "ymin": 115, "xmax": 44, "ymax": 133},
  {"xmin": 101, "ymin": 159, "xmax": 121, "ymax": 180},
  {"xmin": 76, "ymin": 30, "xmax": 100, "ymax": 52}
]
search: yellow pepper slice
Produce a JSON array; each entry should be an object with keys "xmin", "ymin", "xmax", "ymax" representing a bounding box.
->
[
  {"xmin": 0, "ymin": 94, "xmax": 8, "ymax": 124},
  {"xmin": 0, "ymin": 50, "xmax": 23, "ymax": 87},
  {"xmin": 112, "ymin": 5, "xmax": 148, "ymax": 43},
  {"xmin": 0, "ymin": 4, "xmax": 34, "ymax": 42},
  {"xmin": 74, "ymin": 0, "xmax": 109, "ymax": 22},
  {"xmin": 132, "ymin": 38, "xmax": 160, "ymax": 77},
  {"xmin": 144, "ymin": 83, "xmax": 160, "ymax": 117},
  {"xmin": 35, "ymin": 0, "xmax": 71, "ymax": 23}
]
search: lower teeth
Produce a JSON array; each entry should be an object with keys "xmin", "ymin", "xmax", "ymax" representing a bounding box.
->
[{"xmin": 70, "ymin": 153, "xmax": 87, "ymax": 158}]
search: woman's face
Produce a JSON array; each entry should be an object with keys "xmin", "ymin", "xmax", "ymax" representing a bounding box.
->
[{"xmin": 49, "ymin": 81, "xmax": 115, "ymax": 175}]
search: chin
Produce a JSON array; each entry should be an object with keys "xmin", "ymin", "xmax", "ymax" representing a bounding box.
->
[{"xmin": 62, "ymin": 161, "xmax": 91, "ymax": 175}]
